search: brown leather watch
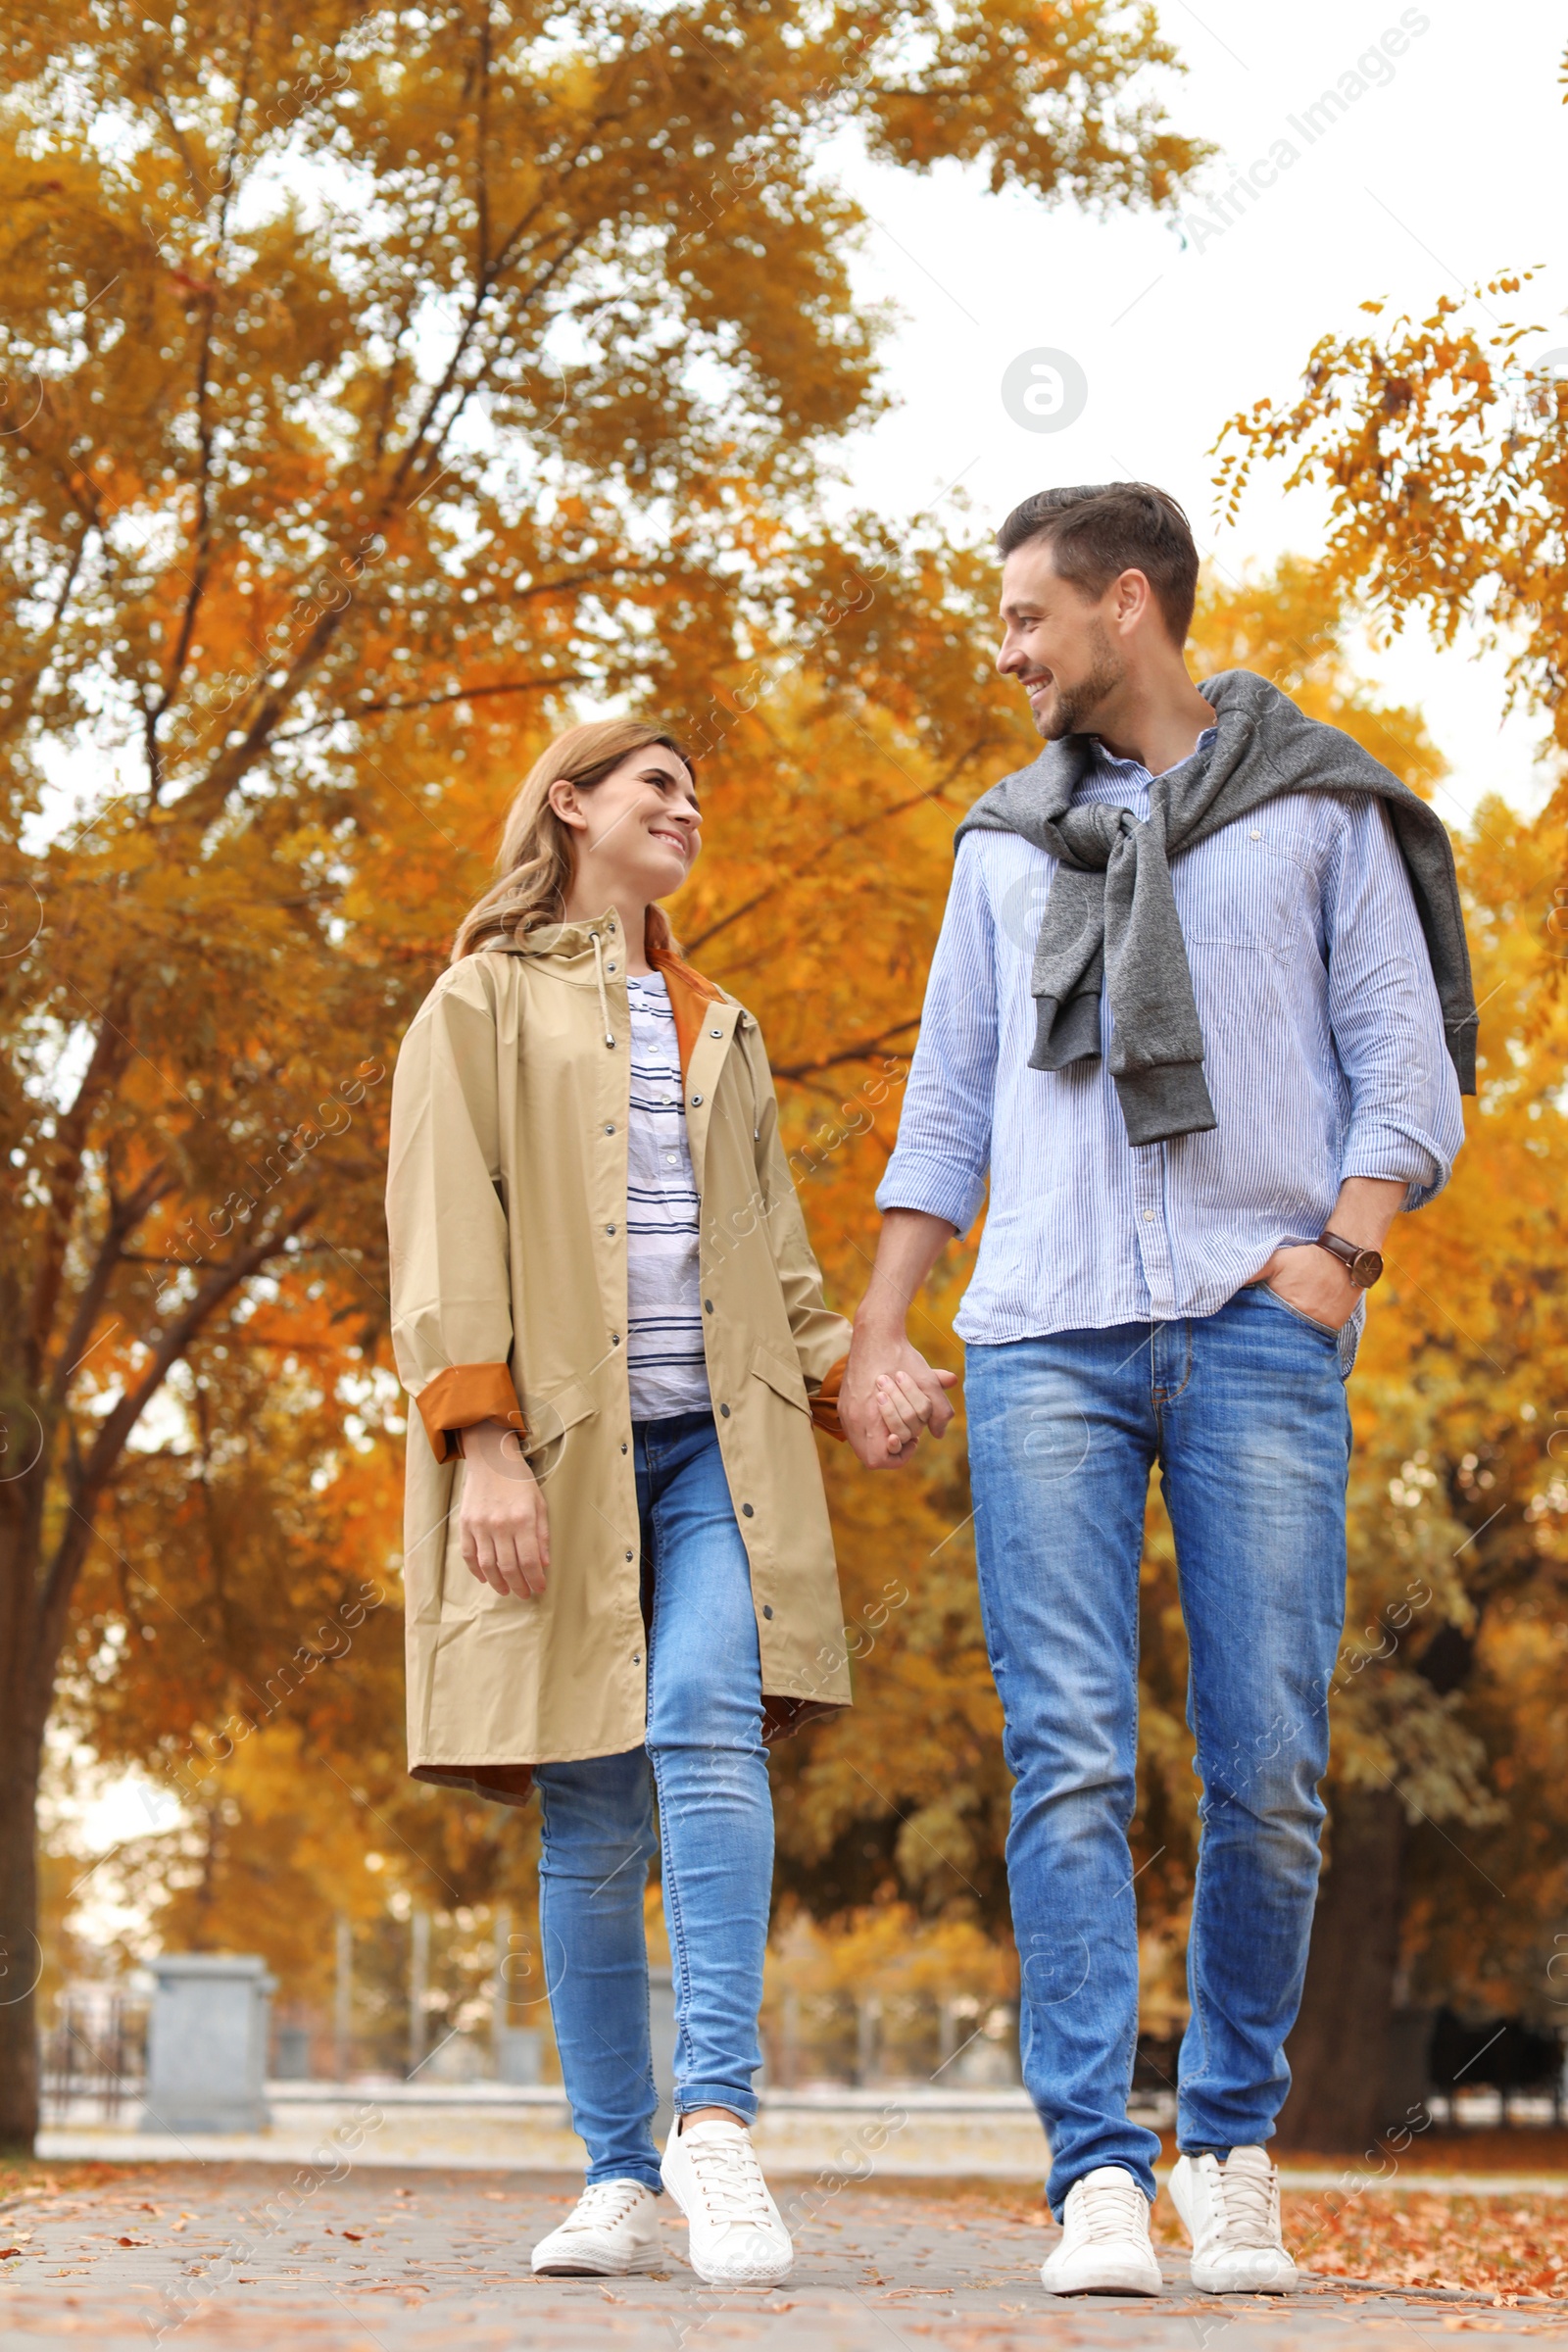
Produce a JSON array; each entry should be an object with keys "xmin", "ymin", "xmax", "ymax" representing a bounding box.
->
[{"xmin": 1313, "ymin": 1230, "xmax": 1384, "ymax": 1289}]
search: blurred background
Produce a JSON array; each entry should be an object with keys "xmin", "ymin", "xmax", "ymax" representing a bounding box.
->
[{"xmin": 2, "ymin": 0, "xmax": 1565, "ymax": 2161}]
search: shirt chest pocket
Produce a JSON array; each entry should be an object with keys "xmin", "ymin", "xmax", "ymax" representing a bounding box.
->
[{"xmin": 1175, "ymin": 819, "xmax": 1316, "ymax": 954}]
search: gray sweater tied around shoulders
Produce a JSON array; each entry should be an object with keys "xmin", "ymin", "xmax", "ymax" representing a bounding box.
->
[{"xmin": 954, "ymin": 668, "xmax": 1478, "ymax": 1148}]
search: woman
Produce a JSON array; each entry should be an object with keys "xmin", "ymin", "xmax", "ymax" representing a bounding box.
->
[{"xmin": 386, "ymin": 720, "xmax": 919, "ymax": 2285}]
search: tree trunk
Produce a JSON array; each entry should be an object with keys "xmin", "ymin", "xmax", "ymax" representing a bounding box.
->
[
  {"xmin": 0, "ymin": 1715, "xmax": 44, "ymax": 2152},
  {"xmin": 1274, "ymin": 1785, "xmax": 1407, "ymax": 2153}
]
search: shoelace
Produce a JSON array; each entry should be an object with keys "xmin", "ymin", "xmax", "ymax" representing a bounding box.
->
[
  {"xmin": 1209, "ymin": 2153, "xmax": 1277, "ymax": 2247},
  {"xmin": 567, "ymin": 2179, "xmax": 647, "ymax": 2230},
  {"xmin": 682, "ymin": 2133, "xmax": 775, "ymax": 2227},
  {"xmin": 1072, "ymin": 2174, "xmax": 1150, "ymax": 2243}
]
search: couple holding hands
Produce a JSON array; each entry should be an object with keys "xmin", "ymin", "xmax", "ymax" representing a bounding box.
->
[{"xmin": 386, "ymin": 483, "xmax": 1472, "ymax": 2296}]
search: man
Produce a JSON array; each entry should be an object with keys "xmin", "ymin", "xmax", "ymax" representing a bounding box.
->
[{"xmin": 843, "ymin": 484, "xmax": 1471, "ymax": 2296}]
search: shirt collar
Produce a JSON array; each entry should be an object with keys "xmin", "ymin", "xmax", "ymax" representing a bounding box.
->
[{"xmin": 1088, "ymin": 722, "xmax": 1217, "ymax": 784}]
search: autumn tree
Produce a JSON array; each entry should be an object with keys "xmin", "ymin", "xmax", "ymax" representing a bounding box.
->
[
  {"xmin": 0, "ymin": 0, "xmax": 1206, "ymax": 2145},
  {"xmin": 1217, "ymin": 283, "xmax": 1568, "ymax": 2148}
]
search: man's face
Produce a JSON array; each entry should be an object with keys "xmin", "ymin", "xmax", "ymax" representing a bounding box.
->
[{"xmin": 996, "ymin": 540, "xmax": 1127, "ymax": 742}]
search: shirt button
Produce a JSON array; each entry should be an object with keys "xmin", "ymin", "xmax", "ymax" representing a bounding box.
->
[
  {"xmin": 742, "ymin": 1503, "xmax": 755, "ymax": 1518},
  {"xmin": 1250, "ymin": 827, "xmax": 1261, "ymax": 840},
  {"xmin": 719, "ymin": 1403, "xmax": 730, "ymax": 1418},
  {"xmin": 762, "ymin": 1604, "xmax": 773, "ymax": 1620},
  {"xmin": 1143, "ymin": 1209, "xmax": 1155, "ymax": 1221}
]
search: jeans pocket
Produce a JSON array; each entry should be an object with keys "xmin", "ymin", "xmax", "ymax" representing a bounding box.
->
[
  {"xmin": 1254, "ymin": 1283, "xmax": 1342, "ymax": 1340},
  {"xmin": 1253, "ymin": 1281, "xmax": 1360, "ymax": 1382}
]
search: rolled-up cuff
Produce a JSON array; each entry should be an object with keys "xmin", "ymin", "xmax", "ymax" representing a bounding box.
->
[
  {"xmin": 809, "ymin": 1355, "xmax": 848, "ymax": 1443},
  {"xmin": 874, "ymin": 1151, "xmax": 984, "ymax": 1234},
  {"xmin": 416, "ymin": 1364, "xmax": 526, "ymax": 1463}
]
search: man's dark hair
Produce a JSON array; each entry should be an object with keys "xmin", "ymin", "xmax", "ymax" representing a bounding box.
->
[{"xmin": 996, "ymin": 482, "xmax": 1200, "ymax": 645}]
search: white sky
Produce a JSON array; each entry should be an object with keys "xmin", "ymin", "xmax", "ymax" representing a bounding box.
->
[{"xmin": 827, "ymin": 0, "xmax": 1565, "ymax": 827}]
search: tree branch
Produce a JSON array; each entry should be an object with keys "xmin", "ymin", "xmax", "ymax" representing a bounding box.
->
[
  {"xmin": 271, "ymin": 673, "xmax": 587, "ymax": 741},
  {"xmin": 35, "ymin": 1200, "xmax": 319, "ymax": 1678},
  {"xmin": 25, "ymin": 1005, "xmax": 132, "ymax": 1386},
  {"xmin": 47, "ymin": 1163, "xmax": 172, "ymax": 1408},
  {"xmin": 771, "ymin": 1019, "xmax": 921, "ymax": 1082}
]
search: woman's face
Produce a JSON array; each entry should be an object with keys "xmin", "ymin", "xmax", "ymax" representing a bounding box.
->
[{"xmin": 551, "ymin": 743, "xmax": 702, "ymax": 906}]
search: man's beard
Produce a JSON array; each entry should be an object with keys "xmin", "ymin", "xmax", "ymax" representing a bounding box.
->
[{"xmin": 1032, "ymin": 625, "xmax": 1125, "ymax": 741}]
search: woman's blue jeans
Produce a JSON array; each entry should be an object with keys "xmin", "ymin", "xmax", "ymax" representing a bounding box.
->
[
  {"xmin": 965, "ymin": 1286, "xmax": 1352, "ymax": 2216},
  {"xmin": 533, "ymin": 1409, "xmax": 772, "ymax": 2190}
]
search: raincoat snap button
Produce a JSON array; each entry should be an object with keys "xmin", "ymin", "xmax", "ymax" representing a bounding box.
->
[
  {"xmin": 719, "ymin": 1403, "xmax": 730, "ymax": 1417},
  {"xmin": 632, "ymin": 1651, "xmax": 641, "ymax": 1664},
  {"xmin": 624, "ymin": 1549, "xmax": 634, "ymax": 1561},
  {"xmin": 690, "ymin": 1093, "xmax": 703, "ymax": 1105},
  {"xmin": 762, "ymin": 1605, "xmax": 773, "ymax": 1620},
  {"xmin": 607, "ymin": 1223, "xmax": 616, "ymax": 1235},
  {"xmin": 704, "ymin": 1299, "xmax": 713, "ymax": 1313},
  {"xmin": 611, "ymin": 1334, "xmax": 620, "ymax": 1346},
  {"xmin": 605, "ymin": 1123, "xmax": 615, "ymax": 1134},
  {"xmin": 620, "ymin": 1443, "xmax": 628, "ymax": 1454},
  {"xmin": 710, "ymin": 1027, "xmax": 722, "ymax": 1037},
  {"xmin": 742, "ymin": 1503, "xmax": 755, "ymax": 1519}
]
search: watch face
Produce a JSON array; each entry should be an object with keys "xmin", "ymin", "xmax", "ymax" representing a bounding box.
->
[{"xmin": 1352, "ymin": 1249, "xmax": 1384, "ymax": 1288}]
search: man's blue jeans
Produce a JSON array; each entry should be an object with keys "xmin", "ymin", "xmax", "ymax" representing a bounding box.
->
[
  {"xmin": 965, "ymin": 1287, "xmax": 1352, "ymax": 2215},
  {"xmin": 533, "ymin": 1410, "xmax": 772, "ymax": 2191}
]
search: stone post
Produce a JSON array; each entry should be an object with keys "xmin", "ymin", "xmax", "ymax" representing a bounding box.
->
[{"xmin": 141, "ymin": 1955, "xmax": 275, "ymax": 2133}]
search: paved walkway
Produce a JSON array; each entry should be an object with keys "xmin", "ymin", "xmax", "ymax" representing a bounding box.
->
[{"xmin": 4, "ymin": 2165, "xmax": 1567, "ymax": 2348}]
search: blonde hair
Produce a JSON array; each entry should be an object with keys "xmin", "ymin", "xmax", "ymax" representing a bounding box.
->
[{"xmin": 451, "ymin": 719, "xmax": 695, "ymax": 963}]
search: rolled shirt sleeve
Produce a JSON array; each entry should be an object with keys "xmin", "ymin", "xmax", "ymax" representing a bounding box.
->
[
  {"xmin": 1327, "ymin": 798, "xmax": 1465, "ymax": 1210},
  {"xmin": 877, "ymin": 835, "xmax": 998, "ymax": 1235}
]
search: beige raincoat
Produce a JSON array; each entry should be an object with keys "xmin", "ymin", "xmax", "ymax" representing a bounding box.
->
[{"xmin": 386, "ymin": 909, "xmax": 854, "ymax": 1804}]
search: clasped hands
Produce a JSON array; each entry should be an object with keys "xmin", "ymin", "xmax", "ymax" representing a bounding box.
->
[{"xmin": 458, "ymin": 1330, "xmax": 957, "ymax": 1597}]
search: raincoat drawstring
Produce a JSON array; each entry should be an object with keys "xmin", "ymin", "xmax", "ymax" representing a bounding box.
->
[{"xmin": 588, "ymin": 928, "xmax": 614, "ymax": 1048}]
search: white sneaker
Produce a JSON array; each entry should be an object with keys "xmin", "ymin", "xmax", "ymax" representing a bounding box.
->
[
  {"xmin": 1169, "ymin": 2145, "xmax": 1298, "ymax": 2293},
  {"xmin": 530, "ymin": 2177, "xmax": 662, "ymax": 2275},
  {"xmin": 1040, "ymin": 2165, "xmax": 1163, "ymax": 2296},
  {"xmin": 661, "ymin": 2117, "xmax": 792, "ymax": 2286}
]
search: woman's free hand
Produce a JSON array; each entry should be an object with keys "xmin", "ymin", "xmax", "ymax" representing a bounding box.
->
[{"xmin": 458, "ymin": 1418, "xmax": 551, "ymax": 1595}]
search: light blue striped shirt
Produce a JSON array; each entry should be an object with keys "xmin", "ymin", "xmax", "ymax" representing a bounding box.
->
[{"xmin": 877, "ymin": 738, "xmax": 1465, "ymax": 1341}]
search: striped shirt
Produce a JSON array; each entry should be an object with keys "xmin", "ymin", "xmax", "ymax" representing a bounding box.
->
[
  {"xmin": 624, "ymin": 971, "xmax": 711, "ymax": 1418},
  {"xmin": 877, "ymin": 736, "xmax": 1466, "ymax": 1342}
]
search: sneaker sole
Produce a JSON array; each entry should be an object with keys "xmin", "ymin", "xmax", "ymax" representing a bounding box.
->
[
  {"xmin": 532, "ymin": 2254, "xmax": 661, "ymax": 2277},
  {"xmin": 1189, "ymin": 2259, "xmax": 1297, "ymax": 2296},
  {"xmin": 1041, "ymin": 2260, "xmax": 1163, "ymax": 2297},
  {"xmin": 687, "ymin": 2257, "xmax": 793, "ymax": 2288}
]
